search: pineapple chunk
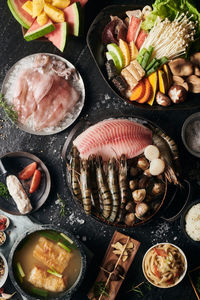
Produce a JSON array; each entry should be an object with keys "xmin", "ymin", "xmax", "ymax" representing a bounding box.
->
[
  {"xmin": 52, "ymin": 0, "xmax": 70, "ymax": 9},
  {"xmin": 22, "ymin": 1, "xmax": 33, "ymax": 16},
  {"xmin": 44, "ymin": 0, "xmax": 52, "ymax": 3},
  {"xmin": 44, "ymin": 3, "xmax": 65, "ymax": 23},
  {"xmin": 32, "ymin": 0, "xmax": 44, "ymax": 18},
  {"xmin": 37, "ymin": 11, "xmax": 48, "ymax": 26}
]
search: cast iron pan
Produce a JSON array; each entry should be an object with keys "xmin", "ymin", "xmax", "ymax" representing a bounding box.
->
[
  {"xmin": 0, "ymin": 152, "xmax": 51, "ymax": 215},
  {"xmin": 86, "ymin": 4, "xmax": 200, "ymax": 110},
  {"xmin": 8, "ymin": 225, "xmax": 87, "ymax": 300},
  {"xmin": 62, "ymin": 115, "xmax": 192, "ymax": 228}
]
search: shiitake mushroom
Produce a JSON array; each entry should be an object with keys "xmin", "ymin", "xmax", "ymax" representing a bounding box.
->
[
  {"xmin": 125, "ymin": 201, "xmax": 135, "ymax": 212},
  {"xmin": 129, "ymin": 179, "xmax": 138, "ymax": 191}
]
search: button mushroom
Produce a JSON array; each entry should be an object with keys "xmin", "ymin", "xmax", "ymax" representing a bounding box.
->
[
  {"xmin": 125, "ymin": 212, "xmax": 136, "ymax": 226},
  {"xmin": 125, "ymin": 201, "xmax": 135, "ymax": 212},
  {"xmin": 151, "ymin": 182, "xmax": 165, "ymax": 196},
  {"xmin": 135, "ymin": 203, "xmax": 149, "ymax": 220},
  {"xmin": 129, "ymin": 179, "xmax": 138, "ymax": 191},
  {"xmin": 132, "ymin": 189, "xmax": 146, "ymax": 203},
  {"xmin": 156, "ymin": 91, "xmax": 172, "ymax": 107},
  {"xmin": 137, "ymin": 157, "xmax": 149, "ymax": 170},
  {"xmin": 186, "ymin": 75, "xmax": 200, "ymax": 93},
  {"xmin": 168, "ymin": 85, "xmax": 187, "ymax": 103},
  {"xmin": 168, "ymin": 58, "xmax": 193, "ymax": 76}
]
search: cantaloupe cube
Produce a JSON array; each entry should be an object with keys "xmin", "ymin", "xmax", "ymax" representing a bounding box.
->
[
  {"xmin": 32, "ymin": 0, "xmax": 44, "ymax": 18},
  {"xmin": 37, "ymin": 11, "xmax": 48, "ymax": 26},
  {"xmin": 52, "ymin": 0, "xmax": 70, "ymax": 9},
  {"xmin": 22, "ymin": 1, "xmax": 33, "ymax": 16},
  {"xmin": 44, "ymin": 3, "xmax": 65, "ymax": 23}
]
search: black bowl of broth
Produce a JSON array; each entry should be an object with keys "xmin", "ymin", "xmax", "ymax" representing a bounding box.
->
[{"xmin": 8, "ymin": 225, "xmax": 87, "ymax": 299}]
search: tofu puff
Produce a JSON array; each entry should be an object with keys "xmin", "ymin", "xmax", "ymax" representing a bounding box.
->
[
  {"xmin": 33, "ymin": 237, "xmax": 73, "ymax": 273},
  {"xmin": 28, "ymin": 266, "xmax": 67, "ymax": 292}
]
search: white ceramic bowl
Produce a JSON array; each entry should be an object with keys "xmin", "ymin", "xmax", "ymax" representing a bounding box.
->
[
  {"xmin": 0, "ymin": 253, "xmax": 8, "ymax": 288},
  {"xmin": 142, "ymin": 243, "xmax": 187, "ymax": 288}
]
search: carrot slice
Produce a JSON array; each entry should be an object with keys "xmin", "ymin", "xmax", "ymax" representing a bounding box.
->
[
  {"xmin": 19, "ymin": 162, "xmax": 37, "ymax": 180},
  {"xmin": 29, "ymin": 169, "xmax": 42, "ymax": 193},
  {"xmin": 153, "ymin": 264, "xmax": 161, "ymax": 279},
  {"xmin": 137, "ymin": 78, "xmax": 152, "ymax": 103},
  {"xmin": 119, "ymin": 39, "xmax": 130, "ymax": 67},
  {"xmin": 129, "ymin": 80, "xmax": 145, "ymax": 101},
  {"xmin": 154, "ymin": 247, "xmax": 168, "ymax": 257}
]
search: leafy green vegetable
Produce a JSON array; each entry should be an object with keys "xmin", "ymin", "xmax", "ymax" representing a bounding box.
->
[
  {"xmin": 0, "ymin": 93, "xmax": 18, "ymax": 123},
  {"xmin": 92, "ymin": 281, "xmax": 109, "ymax": 298},
  {"xmin": 0, "ymin": 182, "xmax": 10, "ymax": 199},
  {"xmin": 142, "ymin": 0, "xmax": 200, "ymax": 35}
]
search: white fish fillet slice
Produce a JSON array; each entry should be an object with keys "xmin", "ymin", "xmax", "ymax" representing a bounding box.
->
[
  {"xmin": 73, "ymin": 119, "xmax": 152, "ymax": 160},
  {"xmin": 6, "ymin": 175, "xmax": 32, "ymax": 214}
]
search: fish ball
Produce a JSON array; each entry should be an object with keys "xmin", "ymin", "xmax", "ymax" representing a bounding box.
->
[
  {"xmin": 149, "ymin": 159, "xmax": 165, "ymax": 176},
  {"xmin": 144, "ymin": 145, "xmax": 160, "ymax": 161}
]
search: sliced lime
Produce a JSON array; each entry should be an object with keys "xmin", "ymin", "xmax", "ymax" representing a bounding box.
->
[
  {"xmin": 107, "ymin": 43, "xmax": 125, "ymax": 69},
  {"xmin": 106, "ymin": 51, "xmax": 121, "ymax": 73}
]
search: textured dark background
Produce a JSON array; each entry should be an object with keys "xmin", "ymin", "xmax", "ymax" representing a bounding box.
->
[{"xmin": 0, "ymin": 0, "xmax": 200, "ymax": 299}]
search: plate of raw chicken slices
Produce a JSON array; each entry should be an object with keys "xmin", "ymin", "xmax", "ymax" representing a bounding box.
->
[{"xmin": 1, "ymin": 53, "xmax": 85, "ymax": 135}]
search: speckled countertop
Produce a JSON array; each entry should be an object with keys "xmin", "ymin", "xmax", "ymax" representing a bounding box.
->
[{"xmin": 0, "ymin": 0, "xmax": 200, "ymax": 299}]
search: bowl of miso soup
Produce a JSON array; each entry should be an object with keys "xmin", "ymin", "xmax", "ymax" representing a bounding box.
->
[{"xmin": 8, "ymin": 225, "xmax": 87, "ymax": 299}]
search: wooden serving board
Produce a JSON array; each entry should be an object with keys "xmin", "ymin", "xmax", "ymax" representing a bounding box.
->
[{"xmin": 88, "ymin": 231, "xmax": 140, "ymax": 300}]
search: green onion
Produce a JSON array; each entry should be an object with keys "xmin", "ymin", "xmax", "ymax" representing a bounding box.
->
[
  {"xmin": 137, "ymin": 48, "xmax": 147, "ymax": 64},
  {"xmin": 60, "ymin": 232, "xmax": 73, "ymax": 244},
  {"xmin": 159, "ymin": 56, "xmax": 168, "ymax": 66},
  {"xmin": 16, "ymin": 262, "xmax": 25, "ymax": 278},
  {"xmin": 146, "ymin": 61, "xmax": 161, "ymax": 76},
  {"xmin": 148, "ymin": 45, "xmax": 154, "ymax": 56},
  {"xmin": 31, "ymin": 287, "xmax": 48, "ymax": 297},
  {"xmin": 0, "ymin": 182, "xmax": 10, "ymax": 199},
  {"xmin": 57, "ymin": 242, "xmax": 71, "ymax": 253},
  {"xmin": 141, "ymin": 51, "xmax": 151, "ymax": 69},
  {"xmin": 145, "ymin": 58, "xmax": 158, "ymax": 72},
  {"xmin": 47, "ymin": 268, "xmax": 62, "ymax": 278},
  {"xmin": 40, "ymin": 231, "xmax": 60, "ymax": 242}
]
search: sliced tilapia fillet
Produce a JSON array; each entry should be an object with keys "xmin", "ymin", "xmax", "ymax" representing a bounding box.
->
[
  {"xmin": 33, "ymin": 237, "xmax": 72, "ymax": 273},
  {"xmin": 73, "ymin": 119, "xmax": 152, "ymax": 160},
  {"xmin": 28, "ymin": 266, "xmax": 67, "ymax": 292}
]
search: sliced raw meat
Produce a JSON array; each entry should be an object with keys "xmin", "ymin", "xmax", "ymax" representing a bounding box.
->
[
  {"xmin": 34, "ymin": 75, "xmax": 79, "ymax": 130},
  {"xmin": 102, "ymin": 16, "xmax": 127, "ymax": 45},
  {"xmin": 73, "ymin": 119, "xmax": 152, "ymax": 160}
]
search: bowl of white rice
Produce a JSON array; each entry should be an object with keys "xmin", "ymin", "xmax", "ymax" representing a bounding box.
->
[{"xmin": 181, "ymin": 200, "xmax": 200, "ymax": 244}]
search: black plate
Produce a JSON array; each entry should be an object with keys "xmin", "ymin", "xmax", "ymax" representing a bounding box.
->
[
  {"xmin": 0, "ymin": 152, "xmax": 51, "ymax": 215},
  {"xmin": 86, "ymin": 4, "xmax": 200, "ymax": 110}
]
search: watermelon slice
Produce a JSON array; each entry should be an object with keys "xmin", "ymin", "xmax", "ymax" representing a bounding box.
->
[
  {"xmin": 127, "ymin": 16, "xmax": 141, "ymax": 43},
  {"xmin": 136, "ymin": 30, "xmax": 148, "ymax": 50},
  {"xmin": 70, "ymin": 0, "xmax": 88, "ymax": 7},
  {"xmin": 63, "ymin": 2, "xmax": 83, "ymax": 36},
  {"xmin": 24, "ymin": 19, "xmax": 55, "ymax": 41},
  {"xmin": 7, "ymin": 0, "xmax": 35, "ymax": 29},
  {"xmin": 46, "ymin": 22, "xmax": 68, "ymax": 52}
]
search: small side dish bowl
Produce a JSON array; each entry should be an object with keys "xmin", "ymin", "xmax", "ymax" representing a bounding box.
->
[
  {"xmin": 180, "ymin": 200, "xmax": 200, "ymax": 245},
  {"xmin": 0, "ymin": 232, "xmax": 7, "ymax": 246},
  {"xmin": 0, "ymin": 253, "xmax": 8, "ymax": 288},
  {"xmin": 8, "ymin": 225, "xmax": 87, "ymax": 300},
  {"xmin": 181, "ymin": 112, "xmax": 200, "ymax": 158},
  {"xmin": 142, "ymin": 243, "xmax": 187, "ymax": 288},
  {"xmin": 0, "ymin": 215, "xmax": 10, "ymax": 231}
]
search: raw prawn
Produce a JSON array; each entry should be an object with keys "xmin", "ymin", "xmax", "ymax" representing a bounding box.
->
[{"xmin": 80, "ymin": 159, "xmax": 92, "ymax": 215}]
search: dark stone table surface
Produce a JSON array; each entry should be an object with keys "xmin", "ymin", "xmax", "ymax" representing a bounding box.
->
[{"xmin": 0, "ymin": 0, "xmax": 200, "ymax": 299}]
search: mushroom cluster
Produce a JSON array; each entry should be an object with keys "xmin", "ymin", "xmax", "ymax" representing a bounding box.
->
[
  {"xmin": 124, "ymin": 145, "xmax": 165, "ymax": 226},
  {"xmin": 156, "ymin": 52, "xmax": 200, "ymax": 106}
]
